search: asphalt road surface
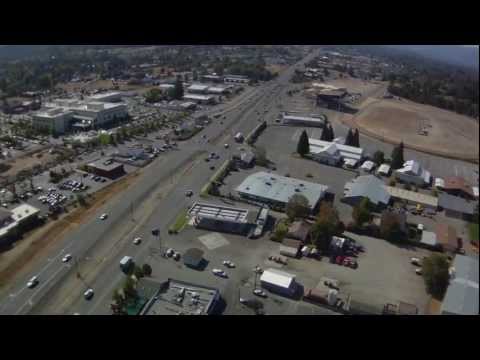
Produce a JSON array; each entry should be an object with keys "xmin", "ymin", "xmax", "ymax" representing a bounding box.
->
[{"xmin": 0, "ymin": 49, "xmax": 320, "ymax": 315}]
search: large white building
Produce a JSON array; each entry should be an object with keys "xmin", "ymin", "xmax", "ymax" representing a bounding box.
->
[
  {"xmin": 33, "ymin": 98, "xmax": 128, "ymax": 134},
  {"xmin": 87, "ymin": 91, "xmax": 123, "ymax": 103},
  {"xmin": 0, "ymin": 204, "xmax": 40, "ymax": 244},
  {"xmin": 394, "ymin": 160, "xmax": 432, "ymax": 187},
  {"xmin": 309, "ymin": 137, "xmax": 364, "ymax": 166},
  {"xmin": 282, "ymin": 113, "xmax": 326, "ymax": 127}
]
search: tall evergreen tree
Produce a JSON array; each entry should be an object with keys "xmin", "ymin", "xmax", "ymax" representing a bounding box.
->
[
  {"xmin": 391, "ymin": 141, "xmax": 405, "ymax": 170},
  {"xmin": 327, "ymin": 124, "xmax": 335, "ymax": 141},
  {"xmin": 345, "ymin": 129, "xmax": 354, "ymax": 146},
  {"xmin": 297, "ymin": 130, "xmax": 310, "ymax": 157},
  {"xmin": 320, "ymin": 122, "xmax": 329, "ymax": 141},
  {"xmin": 353, "ymin": 128, "xmax": 360, "ymax": 147}
]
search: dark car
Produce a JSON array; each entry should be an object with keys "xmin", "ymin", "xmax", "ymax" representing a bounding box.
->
[{"xmin": 210, "ymin": 166, "xmax": 215, "ymax": 170}]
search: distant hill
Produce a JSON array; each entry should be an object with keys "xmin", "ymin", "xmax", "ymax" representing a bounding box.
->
[
  {"xmin": 0, "ymin": 45, "xmax": 53, "ymax": 61},
  {"xmin": 385, "ymin": 45, "xmax": 479, "ymax": 70}
]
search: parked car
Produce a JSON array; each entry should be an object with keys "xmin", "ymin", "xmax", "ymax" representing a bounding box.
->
[
  {"xmin": 185, "ymin": 190, "xmax": 193, "ymax": 197},
  {"xmin": 411, "ymin": 257, "xmax": 421, "ymax": 266},
  {"xmin": 415, "ymin": 268, "xmax": 422, "ymax": 275},
  {"xmin": 166, "ymin": 248, "xmax": 174, "ymax": 257},
  {"xmin": 99, "ymin": 213, "xmax": 108, "ymax": 220},
  {"xmin": 253, "ymin": 289, "xmax": 267, "ymax": 298},
  {"xmin": 212, "ymin": 269, "xmax": 228, "ymax": 278},
  {"xmin": 223, "ymin": 260, "xmax": 235, "ymax": 268},
  {"xmin": 133, "ymin": 237, "xmax": 142, "ymax": 245},
  {"xmin": 62, "ymin": 254, "xmax": 72, "ymax": 263}
]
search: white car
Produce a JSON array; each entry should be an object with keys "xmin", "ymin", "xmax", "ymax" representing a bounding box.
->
[
  {"xmin": 27, "ymin": 276, "xmax": 39, "ymax": 289},
  {"xmin": 166, "ymin": 248, "xmax": 174, "ymax": 257},
  {"xmin": 173, "ymin": 252, "xmax": 181, "ymax": 261},
  {"xmin": 222, "ymin": 260, "xmax": 235, "ymax": 268},
  {"xmin": 133, "ymin": 237, "xmax": 142, "ymax": 245},
  {"xmin": 415, "ymin": 268, "xmax": 423, "ymax": 275},
  {"xmin": 84, "ymin": 288, "xmax": 94, "ymax": 300},
  {"xmin": 212, "ymin": 268, "xmax": 228, "ymax": 278},
  {"xmin": 99, "ymin": 213, "xmax": 108, "ymax": 220},
  {"xmin": 62, "ymin": 254, "xmax": 72, "ymax": 263},
  {"xmin": 411, "ymin": 257, "xmax": 421, "ymax": 266},
  {"xmin": 253, "ymin": 289, "xmax": 267, "ymax": 298},
  {"xmin": 224, "ymin": 143, "xmax": 229, "ymax": 149}
]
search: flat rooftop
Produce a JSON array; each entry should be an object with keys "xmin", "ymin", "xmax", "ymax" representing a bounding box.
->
[
  {"xmin": 283, "ymin": 115, "xmax": 326, "ymax": 123},
  {"xmin": 139, "ymin": 278, "xmax": 219, "ymax": 315},
  {"xmin": 385, "ymin": 186, "xmax": 438, "ymax": 208},
  {"xmin": 88, "ymin": 91, "xmax": 123, "ymax": 99},
  {"xmin": 183, "ymin": 94, "xmax": 214, "ymax": 101},
  {"xmin": 188, "ymin": 202, "xmax": 255, "ymax": 224},
  {"xmin": 87, "ymin": 158, "xmax": 123, "ymax": 172},
  {"xmin": 235, "ymin": 171, "xmax": 328, "ymax": 209}
]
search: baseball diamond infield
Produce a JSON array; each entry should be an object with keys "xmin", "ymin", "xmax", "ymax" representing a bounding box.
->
[{"xmin": 344, "ymin": 98, "xmax": 479, "ymax": 163}]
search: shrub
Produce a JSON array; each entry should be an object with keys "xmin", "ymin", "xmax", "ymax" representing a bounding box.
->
[
  {"xmin": 388, "ymin": 179, "xmax": 396, "ymax": 186},
  {"xmin": 403, "ymin": 183, "xmax": 412, "ymax": 191}
]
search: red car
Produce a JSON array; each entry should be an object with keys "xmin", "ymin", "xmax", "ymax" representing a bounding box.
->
[{"xmin": 336, "ymin": 256, "xmax": 344, "ymax": 265}]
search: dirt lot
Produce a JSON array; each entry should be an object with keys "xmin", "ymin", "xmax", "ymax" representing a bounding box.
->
[
  {"xmin": 266, "ymin": 64, "xmax": 288, "ymax": 75},
  {"xmin": 1, "ymin": 148, "xmax": 56, "ymax": 178},
  {"xmin": 351, "ymin": 98, "xmax": 479, "ymax": 161}
]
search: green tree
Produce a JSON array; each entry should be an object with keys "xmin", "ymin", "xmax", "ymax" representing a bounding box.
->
[
  {"xmin": 133, "ymin": 265, "xmax": 144, "ymax": 279},
  {"xmin": 352, "ymin": 198, "xmax": 372, "ymax": 228},
  {"xmin": 142, "ymin": 263, "xmax": 152, "ymax": 277},
  {"xmin": 380, "ymin": 212, "xmax": 405, "ymax": 242},
  {"xmin": 422, "ymin": 254, "xmax": 450, "ymax": 299},
  {"xmin": 144, "ymin": 88, "xmax": 162, "ymax": 103},
  {"xmin": 311, "ymin": 203, "xmax": 341, "ymax": 251},
  {"xmin": 390, "ymin": 141, "xmax": 405, "ymax": 170},
  {"xmin": 286, "ymin": 194, "xmax": 310, "ymax": 221},
  {"xmin": 352, "ymin": 129, "xmax": 360, "ymax": 147},
  {"xmin": 372, "ymin": 150, "xmax": 385, "ymax": 166},
  {"xmin": 320, "ymin": 123, "xmax": 329, "ymax": 141},
  {"xmin": 123, "ymin": 277, "xmax": 137, "ymax": 300},
  {"xmin": 345, "ymin": 129, "xmax": 354, "ymax": 146},
  {"xmin": 296, "ymin": 130, "xmax": 310, "ymax": 157}
]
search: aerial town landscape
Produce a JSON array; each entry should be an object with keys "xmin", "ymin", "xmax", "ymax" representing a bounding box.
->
[{"xmin": 0, "ymin": 45, "xmax": 478, "ymax": 316}]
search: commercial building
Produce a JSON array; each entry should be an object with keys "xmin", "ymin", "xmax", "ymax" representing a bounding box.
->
[
  {"xmin": 385, "ymin": 186, "xmax": 439, "ymax": 209},
  {"xmin": 438, "ymin": 193, "xmax": 476, "ymax": 221},
  {"xmin": 0, "ymin": 204, "xmax": 40, "ymax": 244},
  {"xmin": 309, "ymin": 137, "xmax": 364, "ymax": 166},
  {"xmin": 33, "ymin": 98, "xmax": 128, "ymax": 134},
  {"xmin": 343, "ymin": 175, "xmax": 391, "ymax": 209},
  {"xmin": 394, "ymin": 160, "xmax": 432, "ymax": 187},
  {"xmin": 207, "ymin": 86, "xmax": 231, "ymax": 95},
  {"xmin": 201, "ymin": 75, "xmax": 224, "ymax": 83},
  {"xmin": 443, "ymin": 176, "xmax": 475, "ymax": 199},
  {"xmin": 188, "ymin": 202, "xmax": 257, "ymax": 235},
  {"xmin": 224, "ymin": 75, "xmax": 250, "ymax": 84},
  {"xmin": 235, "ymin": 171, "xmax": 328, "ymax": 212},
  {"xmin": 86, "ymin": 158, "xmax": 126, "ymax": 179},
  {"xmin": 260, "ymin": 268, "xmax": 298, "ymax": 297},
  {"xmin": 138, "ymin": 278, "xmax": 220, "ymax": 315},
  {"xmin": 441, "ymin": 255, "xmax": 479, "ymax": 315},
  {"xmin": 182, "ymin": 94, "xmax": 215, "ymax": 105},
  {"xmin": 281, "ymin": 113, "xmax": 327, "ymax": 128},
  {"xmin": 280, "ymin": 238, "xmax": 302, "ymax": 258},
  {"xmin": 187, "ymin": 84, "xmax": 210, "ymax": 94},
  {"xmin": 87, "ymin": 91, "xmax": 123, "ymax": 103}
]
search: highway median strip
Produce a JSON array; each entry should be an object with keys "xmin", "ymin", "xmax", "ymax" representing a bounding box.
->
[{"xmin": 168, "ymin": 208, "xmax": 189, "ymax": 233}]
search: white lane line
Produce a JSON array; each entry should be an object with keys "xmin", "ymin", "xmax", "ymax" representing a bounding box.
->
[{"xmin": 15, "ymin": 265, "xmax": 68, "ymax": 315}]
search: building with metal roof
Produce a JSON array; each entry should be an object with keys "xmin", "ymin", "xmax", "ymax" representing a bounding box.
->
[
  {"xmin": 438, "ymin": 193, "xmax": 476, "ymax": 220},
  {"xmin": 188, "ymin": 202, "xmax": 257, "ymax": 235},
  {"xmin": 385, "ymin": 186, "xmax": 439, "ymax": 208},
  {"xmin": 394, "ymin": 160, "xmax": 432, "ymax": 187},
  {"xmin": 235, "ymin": 172, "xmax": 328, "ymax": 212},
  {"xmin": 309, "ymin": 137, "xmax": 364, "ymax": 165},
  {"xmin": 260, "ymin": 268, "xmax": 298, "ymax": 297},
  {"xmin": 443, "ymin": 176, "xmax": 475, "ymax": 199},
  {"xmin": 376, "ymin": 163, "xmax": 391, "ymax": 176},
  {"xmin": 441, "ymin": 255, "xmax": 479, "ymax": 315},
  {"xmin": 187, "ymin": 84, "xmax": 210, "ymax": 94},
  {"xmin": 435, "ymin": 223, "xmax": 458, "ymax": 253},
  {"xmin": 343, "ymin": 175, "xmax": 391, "ymax": 209},
  {"xmin": 281, "ymin": 113, "xmax": 327, "ymax": 128}
]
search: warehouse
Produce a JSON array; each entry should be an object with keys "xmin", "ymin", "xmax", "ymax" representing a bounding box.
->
[
  {"xmin": 138, "ymin": 278, "xmax": 220, "ymax": 315},
  {"xmin": 281, "ymin": 113, "xmax": 326, "ymax": 128},
  {"xmin": 343, "ymin": 175, "xmax": 391, "ymax": 210},
  {"xmin": 182, "ymin": 94, "xmax": 215, "ymax": 105},
  {"xmin": 309, "ymin": 137, "xmax": 364, "ymax": 166},
  {"xmin": 438, "ymin": 193, "xmax": 475, "ymax": 221},
  {"xmin": 188, "ymin": 202, "xmax": 257, "ymax": 235},
  {"xmin": 235, "ymin": 172, "xmax": 329, "ymax": 212},
  {"xmin": 260, "ymin": 268, "xmax": 298, "ymax": 297},
  {"xmin": 86, "ymin": 158, "xmax": 126, "ymax": 179},
  {"xmin": 385, "ymin": 186, "xmax": 439, "ymax": 209},
  {"xmin": 441, "ymin": 255, "xmax": 479, "ymax": 315},
  {"xmin": 394, "ymin": 160, "xmax": 432, "ymax": 187}
]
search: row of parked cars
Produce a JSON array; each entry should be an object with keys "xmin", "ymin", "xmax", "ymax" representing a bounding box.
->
[
  {"xmin": 37, "ymin": 190, "xmax": 67, "ymax": 207},
  {"xmin": 60, "ymin": 179, "xmax": 88, "ymax": 192}
]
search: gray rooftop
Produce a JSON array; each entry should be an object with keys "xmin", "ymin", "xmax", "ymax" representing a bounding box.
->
[
  {"xmin": 438, "ymin": 193, "xmax": 476, "ymax": 215},
  {"xmin": 87, "ymin": 158, "xmax": 123, "ymax": 172},
  {"xmin": 420, "ymin": 231, "xmax": 437, "ymax": 247},
  {"xmin": 441, "ymin": 256, "xmax": 479, "ymax": 315},
  {"xmin": 344, "ymin": 175, "xmax": 391, "ymax": 206},
  {"xmin": 188, "ymin": 202, "xmax": 256, "ymax": 224},
  {"xmin": 235, "ymin": 171, "xmax": 328, "ymax": 209}
]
